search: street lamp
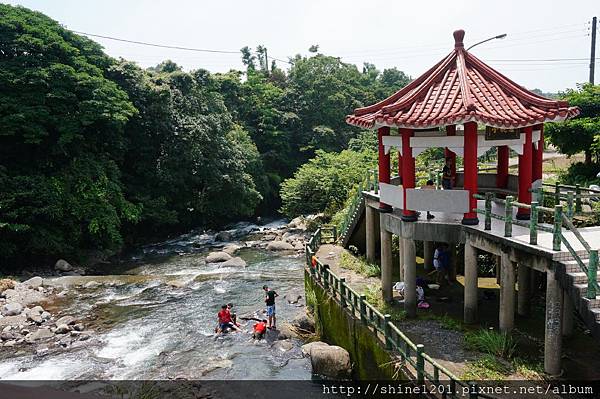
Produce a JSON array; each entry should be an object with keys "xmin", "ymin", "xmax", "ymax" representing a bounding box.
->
[{"xmin": 466, "ymin": 33, "xmax": 507, "ymax": 51}]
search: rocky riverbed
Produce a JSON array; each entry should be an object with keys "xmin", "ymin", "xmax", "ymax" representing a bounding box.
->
[{"xmin": 0, "ymin": 217, "xmax": 321, "ymax": 381}]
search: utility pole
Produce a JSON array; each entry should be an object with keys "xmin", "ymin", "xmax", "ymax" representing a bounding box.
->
[
  {"xmin": 591, "ymin": 16, "xmax": 597, "ymax": 84},
  {"xmin": 264, "ymin": 47, "xmax": 269, "ymax": 75}
]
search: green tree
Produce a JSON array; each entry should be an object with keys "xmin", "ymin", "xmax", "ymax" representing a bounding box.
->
[
  {"xmin": 0, "ymin": 5, "xmax": 138, "ymax": 265},
  {"xmin": 545, "ymin": 84, "xmax": 600, "ymax": 164}
]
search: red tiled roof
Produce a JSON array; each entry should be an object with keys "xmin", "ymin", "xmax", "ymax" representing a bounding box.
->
[{"xmin": 346, "ymin": 30, "xmax": 580, "ymax": 130}]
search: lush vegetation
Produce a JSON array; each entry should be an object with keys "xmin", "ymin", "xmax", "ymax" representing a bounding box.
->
[
  {"xmin": 339, "ymin": 250, "xmax": 381, "ymax": 278},
  {"xmin": 0, "ymin": 5, "xmax": 412, "ymax": 268}
]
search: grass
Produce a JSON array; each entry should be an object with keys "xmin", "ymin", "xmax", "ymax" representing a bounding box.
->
[
  {"xmin": 363, "ymin": 284, "xmax": 406, "ymax": 321},
  {"xmin": 464, "ymin": 329, "xmax": 516, "ymax": 359},
  {"xmin": 340, "ymin": 251, "xmax": 381, "ymax": 278},
  {"xmin": 461, "ymin": 355, "xmax": 511, "ymax": 380},
  {"xmin": 422, "ymin": 313, "xmax": 465, "ymax": 332}
]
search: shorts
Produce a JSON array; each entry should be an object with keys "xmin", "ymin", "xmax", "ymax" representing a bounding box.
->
[
  {"xmin": 442, "ymin": 179, "xmax": 452, "ymax": 190},
  {"xmin": 220, "ymin": 322, "xmax": 234, "ymax": 331},
  {"xmin": 266, "ymin": 305, "xmax": 276, "ymax": 317},
  {"xmin": 253, "ymin": 331, "xmax": 265, "ymax": 340}
]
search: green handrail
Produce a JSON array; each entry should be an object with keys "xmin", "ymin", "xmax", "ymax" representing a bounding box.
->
[{"xmin": 305, "ymin": 227, "xmax": 499, "ymax": 398}]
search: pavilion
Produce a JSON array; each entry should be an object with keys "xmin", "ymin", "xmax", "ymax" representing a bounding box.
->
[{"xmin": 346, "ymin": 29, "xmax": 579, "ymax": 224}]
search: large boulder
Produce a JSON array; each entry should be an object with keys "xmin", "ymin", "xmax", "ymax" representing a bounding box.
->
[
  {"xmin": 271, "ymin": 339, "xmax": 294, "ymax": 352},
  {"xmin": 206, "ymin": 251, "xmax": 232, "ymax": 263},
  {"xmin": 21, "ymin": 276, "xmax": 43, "ymax": 289},
  {"xmin": 55, "ymin": 315, "xmax": 76, "ymax": 326},
  {"xmin": 308, "ymin": 343, "xmax": 352, "ymax": 379},
  {"xmin": 25, "ymin": 328, "xmax": 54, "ymax": 343},
  {"xmin": 55, "ymin": 259, "xmax": 73, "ymax": 272},
  {"xmin": 1, "ymin": 302, "xmax": 23, "ymax": 316},
  {"xmin": 220, "ymin": 257, "xmax": 247, "ymax": 268},
  {"xmin": 276, "ymin": 323, "xmax": 296, "ymax": 340},
  {"xmin": 291, "ymin": 313, "xmax": 315, "ymax": 333},
  {"xmin": 0, "ymin": 315, "xmax": 27, "ymax": 329},
  {"xmin": 266, "ymin": 241, "xmax": 294, "ymax": 251},
  {"xmin": 301, "ymin": 341, "xmax": 330, "ymax": 357},
  {"xmin": 222, "ymin": 243, "xmax": 242, "ymax": 255}
]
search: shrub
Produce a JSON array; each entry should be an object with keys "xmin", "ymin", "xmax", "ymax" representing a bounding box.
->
[{"xmin": 464, "ymin": 329, "xmax": 516, "ymax": 359}]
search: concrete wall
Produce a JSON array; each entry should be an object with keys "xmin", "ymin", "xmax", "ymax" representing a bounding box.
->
[{"xmin": 304, "ymin": 270, "xmax": 398, "ymax": 380}]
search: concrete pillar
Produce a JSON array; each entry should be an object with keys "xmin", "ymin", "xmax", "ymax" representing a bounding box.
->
[
  {"xmin": 562, "ymin": 291, "xmax": 574, "ymax": 337},
  {"xmin": 449, "ymin": 243, "xmax": 457, "ymax": 282},
  {"xmin": 380, "ymin": 223, "xmax": 393, "ymax": 302},
  {"xmin": 403, "ymin": 238, "xmax": 417, "ymax": 317},
  {"xmin": 462, "ymin": 122, "xmax": 479, "ymax": 225},
  {"xmin": 423, "ymin": 241, "xmax": 434, "ymax": 272},
  {"xmin": 398, "ymin": 237, "xmax": 405, "ymax": 282},
  {"xmin": 378, "ymin": 127, "xmax": 392, "ymax": 211},
  {"xmin": 496, "ymin": 145, "xmax": 509, "ymax": 188},
  {"xmin": 365, "ymin": 206, "xmax": 377, "ymax": 263},
  {"xmin": 517, "ymin": 264, "xmax": 530, "ymax": 317},
  {"xmin": 499, "ymin": 251, "xmax": 515, "ymax": 333},
  {"xmin": 529, "ymin": 269, "xmax": 538, "ymax": 295},
  {"xmin": 517, "ymin": 126, "xmax": 533, "ymax": 220},
  {"xmin": 496, "ymin": 255, "xmax": 502, "ymax": 285},
  {"xmin": 544, "ymin": 268, "xmax": 563, "ymax": 375},
  {"xmin": 464, "ymin": 241, "xmax": 478, "ymax": 324}
]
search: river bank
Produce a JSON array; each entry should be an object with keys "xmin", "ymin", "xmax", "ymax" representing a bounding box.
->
[{"xmin": 0, "ymin": 217, "xmax": 319, "ymax": 382}]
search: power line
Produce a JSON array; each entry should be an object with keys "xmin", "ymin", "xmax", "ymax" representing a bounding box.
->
[{"xmin": 72, "ymin": 30, "xmax": 293, "ymax": 65}]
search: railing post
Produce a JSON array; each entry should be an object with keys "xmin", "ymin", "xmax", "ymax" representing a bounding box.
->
[
  {"xmin": 374, "ymin": 170, "xmax": 379, "ymax": 194},
  {"xmin": 554, "ymin": 182, "xmax": 560, "ymax": 206},
  {"xmin": 436, "ymin": 170, "xmax": 441, "ymax": 189},
  {"xmin": 553, "ymin": 205, "xmax": 563, "ymax": 251},
  {"xmin": 484, "ymin": 192, "xmax": 492, "ymax": 230},
  {"xmin": 416, "ymin": 344, "xmax": 425, "ymax": 384},
  {"xmin": 359, "ymin": 295, "xmax": 367, "ymax": 325},
  {"xmin": 332, "ymin": 226, "xmax": 337, "ymax": 243},
  {"xmin": 367, "ymin": 170, "xmax": 372, "ymax": 191},
  {"xmin": 530, "ymin": 201, "xmax": 538, "ymax": 245},
  {"xmin": 340, "ymin": 278, "xmax": 347, "ymax": 307},
  {"xmin": 322, "ymin": 264, "xmax": 330, "ymax": 290},
  {"xmin": 567, "ymin": 191, "xmax": 574, "ymax": 220},
  {"xmin": 539, "ymin": 188, "xmax": 545, "ymax": 213},
  {"xmin": 588, "ymin": 250, "xmax": 598, "ymax": 300},
  {"xmin": 576, "ymin": 184, "xmax": 582, "ymax": 213},
  {"xmin": 384, "ymin": 314, "xmax": 392, "ymax": 349},
  {"xmin": 504, "ymin": 195, "xmax": 513, "ymax": 237}
]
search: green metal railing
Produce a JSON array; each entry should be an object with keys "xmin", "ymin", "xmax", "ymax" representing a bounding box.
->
[
  {"xmin": 306, "ymin": 226, "xmax": 494, "ymax": 398},
  {"xmin": 536, "ymin": 182, "xmax": 600, "ymax": 217},
  {"xmin": 339, "ymin": 170, "xmax": 375, "ymax": 242},
  {"xmin": 474, "ymin": 192, "xmax": 600, "ymax": 299}
]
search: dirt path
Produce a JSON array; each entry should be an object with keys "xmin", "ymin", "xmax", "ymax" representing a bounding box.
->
[{"xmin": 315, "ymin": 244, "xmax": 379, "ymax": 293}]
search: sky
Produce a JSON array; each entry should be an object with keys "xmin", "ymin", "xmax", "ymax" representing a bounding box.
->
[{"xmin": 4, "ymin": 0, "xmax": 599, "ymax": 92}]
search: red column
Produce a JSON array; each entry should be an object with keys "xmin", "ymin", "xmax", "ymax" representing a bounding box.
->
[
  {"xmin": 517, "ymin": 126, "xmax": 533, "ymax": 220},
  {"xmin": 532, "ymin": 124, "xmax": 544, "ymax": 183},
  {"xmin": 462, "ymin": 122, "xmax": 479, "ymax": 225},
  {"xmin": 378, "ymin": 126, "xmax": 392, "ymax": 211},
  {"xmin": 397, "ymin": 128, "xmax": 403, "ymax": 179},
  {"xmin": 496, "ymin": 146, "xmax": 509, "ymax": 188},
  {"xmin": 400, "ymin": 128, "xmax": 417, "ymax": 221},
  {"xmin": 445, "ymin": 125, "xmax": 457, "ymax": 178}
]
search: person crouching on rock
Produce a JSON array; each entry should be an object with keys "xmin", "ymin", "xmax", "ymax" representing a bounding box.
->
[
  {"xmin": 217, "ymin": 304, "xmax": 240, "ymax": 333},
  {"xmin": 253, "ymin": 319, "xmax": 268, "ymax": 340},
  {"xmin": 263, "ymin": 285, "xmax": 279, "ymax": 330},
  {"xmin": 227, "ymin": 302, "xmax": 240, "ymax": 327}
]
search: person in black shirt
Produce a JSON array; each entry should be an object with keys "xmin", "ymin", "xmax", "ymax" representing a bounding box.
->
[
  {"xmin": 442, "ymin": 157, "xmax": 454, "ymax": 190},
  {"xmin": 262, "ymin": 285, "xmax": 279, "ymax": 329}
]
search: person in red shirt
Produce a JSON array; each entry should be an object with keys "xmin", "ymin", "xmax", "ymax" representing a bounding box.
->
[
  {"xmin": 253, "ymin": 319, "xmax": 268, "ymax": 340},
  {"xmin": 217, "ymin": 304, "xmax": 240, "ymax": 333}
]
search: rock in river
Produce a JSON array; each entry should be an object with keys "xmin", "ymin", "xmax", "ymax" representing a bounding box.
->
[
  {"xmin": 25, "ymin": 328, "xmax": 54, "ymax": 343},
  {"xmin": 206, "ymin": 251, "xmax": 232, "ymax": 263},
  {"xmin": 302, "ymin": 341, "xmax": 351, "ymax": 379},
  {"xmin": 55, "ymin": 259, "xmax": 73, "ymax": 272},
  {"xmin": 266, "ymin": 241, "xmax": 294, "ymax": 251},
  {"xmin": 55, "ymin": 316, "xmax": 76, "ymax": 326},
  {"xmin": 55, "ymin": 324, "xmax": 70, "ymax": 334},
  {"xmin": 1, "ymin": 302, "xmax": 23, "ymax": 316},
  {"xmin": 220, "ymin": 257, "xmax": 247, "ymax": 268},
  {"xmin": 21, "ymin": 276, "xmax": 43, "ymax": 289}
]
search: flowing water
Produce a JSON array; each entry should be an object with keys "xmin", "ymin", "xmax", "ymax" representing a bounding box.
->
[{"xmin": 0, "ymin": 221, "xmax": 312, "ymax": 381}]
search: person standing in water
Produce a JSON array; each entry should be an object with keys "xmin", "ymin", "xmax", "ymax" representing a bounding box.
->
[{"xmin": 262, "ymin": 285, "xmax": 279, "ymax": 330}]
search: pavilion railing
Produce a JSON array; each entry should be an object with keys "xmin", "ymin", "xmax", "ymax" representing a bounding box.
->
[
  {"xmin": 305, "ymin": 226, "xmax": 495, "ymax": 399},
  {"xmin": 534, "ymin": 182, "xmax": 600, "ymax": 217},
  {"xmin": 473, "ymin": 192, "xmax": 600, "ymax": 298}
]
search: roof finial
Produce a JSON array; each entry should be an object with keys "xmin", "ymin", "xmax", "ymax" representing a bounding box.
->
[{"xmin": 453, "ymin": 29, "xmax": 465, "ymax": 49}]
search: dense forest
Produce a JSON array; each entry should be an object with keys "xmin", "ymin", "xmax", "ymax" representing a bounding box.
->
[{"xmin": 0, "ymin": 5, "xmax": 411, "ymax": 268}]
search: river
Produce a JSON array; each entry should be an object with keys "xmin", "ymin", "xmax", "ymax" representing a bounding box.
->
[{"xmin": 0, "ymin": 221, "xmax": 312, "ymax": 381}]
